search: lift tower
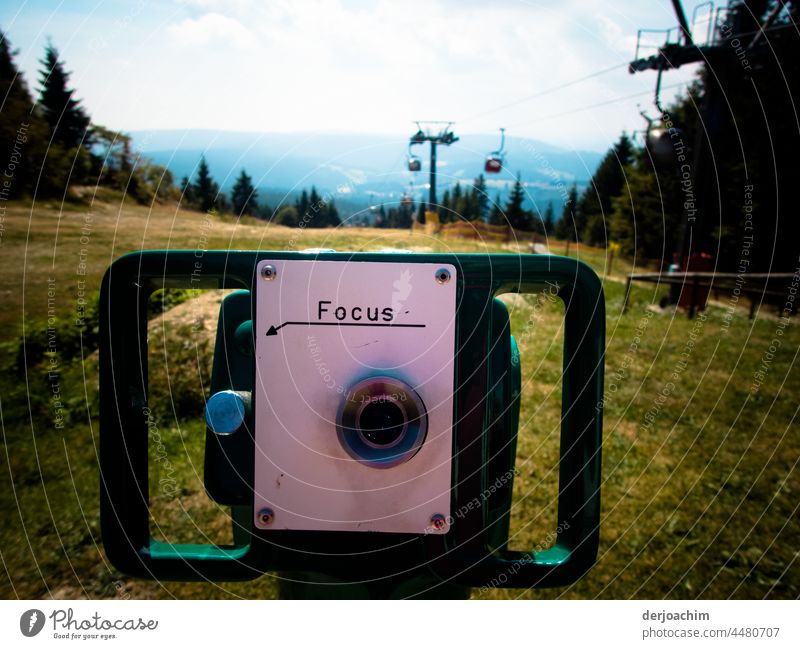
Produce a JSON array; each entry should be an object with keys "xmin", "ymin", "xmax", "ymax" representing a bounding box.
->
[{"xmin": 409, "ymin": 121, "xmax": 458, "ymax": 220}]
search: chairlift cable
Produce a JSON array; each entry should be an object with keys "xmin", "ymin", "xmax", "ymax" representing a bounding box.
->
[
  {"xmin": 462, "ymin": 61, "xmax": 630, "ymax": 123},
  {"xmin": 503, "ymin": 80, "xmax": 689, "ymax": 129}
]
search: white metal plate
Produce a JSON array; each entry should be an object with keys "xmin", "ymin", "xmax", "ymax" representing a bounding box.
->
[{"xmin": 253, "ymin": 259, "xmax": 456, "ymax": 534}]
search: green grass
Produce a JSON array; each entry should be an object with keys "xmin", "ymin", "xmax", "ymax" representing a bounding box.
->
[{"xmin": 1, "ymin": 196, "xmax": 797, "ymax": 599}]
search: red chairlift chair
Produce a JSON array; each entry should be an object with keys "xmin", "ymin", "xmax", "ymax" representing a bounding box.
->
[{"xmin": 485, "ymin": 127, "xmax": 506, "ymax": 174}]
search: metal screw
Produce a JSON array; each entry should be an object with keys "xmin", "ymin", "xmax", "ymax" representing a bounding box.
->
[
  {"xmin": 260, "ymin": 264, "xmax": 277, "ymax": 281},
  {"xmin": 257, "ymin": 508, "xmax": 275, "ymax": 526},
  {"xmin": 434, "ymin": 268, "xmax": 451, "ymax": 285},
  {"xmin": 430, "ymin": 514, "xmax": 447, "ymax": 531}
]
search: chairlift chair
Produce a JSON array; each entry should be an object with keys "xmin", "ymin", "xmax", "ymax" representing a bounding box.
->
[
  {"xmin": 640, "ymin": 108, "xmax": 684, "ymax": 167},
  {"xmin": 407, "ymin": 142, "xmax": 422, "ymax": 172},
  {"xmin": 485, "ymin": 127, "xmax": 506, "ymax": 174}
]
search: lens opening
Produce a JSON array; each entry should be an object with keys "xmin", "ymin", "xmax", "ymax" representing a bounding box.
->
[
  {"xmin": 357, "ymin": 399, "xmax": 407, "ymax": 447},
  {"xmin": 336, "ymin": 376, "xmax": 428, "ymax": 469}
]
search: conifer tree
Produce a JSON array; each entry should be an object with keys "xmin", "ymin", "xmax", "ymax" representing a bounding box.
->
[
  {"xmin": 472, "ymin": 174, "xmax": 489, "ymax": 221},
  {"xmin": 556, "ymin": 184, "xmax": 578, "ymax": 240},
  {"xmin": 578, "ymin": 133, "xmax": 633, "ymax": 245},
  {"xmin": 295, "ymin": 189, "xmax": 309, "ymax": 221},
  {"xmin": 38, "ymin": 43, "xmax": 90, "ymax": 149},
  {"xmin": 488, "ymin": 193, "xmax": 505, "ymax": 226},
  {"xmin": 231, "ymin": 168, "xmax": 257, "ymax": 217},
  {"xmin": 0, "ymin": 31, "xmax": 48, "ymax": 197},
  {"xmin": 543, "ymin": 202, "xmax": 555, "ymax": 234},
  {"xmin": 194, "ymin": 156, "xmax": 219, "ymax": 212},
  {"xmin": 504, "ymin": 175, "xmax": 531, "ymax": 231}
]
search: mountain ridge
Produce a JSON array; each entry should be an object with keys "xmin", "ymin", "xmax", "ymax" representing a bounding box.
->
[{"xmin": 130, "ymin": 129, "xmax": 604, "ymax": 211}]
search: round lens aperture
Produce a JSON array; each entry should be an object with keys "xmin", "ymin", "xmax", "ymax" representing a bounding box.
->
[
  {"xmin": 336, "ymin": 377, "xmax": 428, "ymax": 469},
  {"xmin": 358, "ymin": 400, "xmax": 406, "ymax": 447}
]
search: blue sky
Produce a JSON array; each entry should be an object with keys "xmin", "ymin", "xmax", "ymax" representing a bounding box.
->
[{"xmin": 1, "ymin": 0, "xmax": 708, "ymax": 151}]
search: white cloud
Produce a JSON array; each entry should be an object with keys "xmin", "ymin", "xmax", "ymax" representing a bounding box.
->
[
  {"xmin": 2, "ymin": 0, "xmax": 708, "ymax": 150},
  {"xmin": 167, "ymin": 12, "xmax": 257, "ymax": 50}
]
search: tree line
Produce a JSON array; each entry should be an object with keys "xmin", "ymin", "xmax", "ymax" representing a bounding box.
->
[
  {"xmin": 0, "ymin": 31, "xmax": 178, "ymax": 204},
  {"xmin": 0, "ymin": 29, "xmax": 344, "ymax": 228},
  {"xmin": 371, "ymin": 173, "xmax": 556, "ymax": 233}
]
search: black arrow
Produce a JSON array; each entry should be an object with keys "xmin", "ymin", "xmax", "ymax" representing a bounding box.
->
[{"xmin": 266, "ymin": 321, "xmax": 426, "ymax": 336}]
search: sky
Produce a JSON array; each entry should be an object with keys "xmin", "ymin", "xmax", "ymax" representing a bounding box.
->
[{"xmin": 0, "ymin": 0, "xmax": 711, "ymax": 152}]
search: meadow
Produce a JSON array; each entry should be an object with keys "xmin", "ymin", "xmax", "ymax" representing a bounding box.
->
[{"xmin": 0, "ymin": 195, "xmax": 797, "ymax": 599}]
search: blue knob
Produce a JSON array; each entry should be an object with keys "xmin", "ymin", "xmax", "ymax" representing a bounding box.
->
[{"xmin": 205, "ymin": 390, "xmax": 247, "ymax": 435}]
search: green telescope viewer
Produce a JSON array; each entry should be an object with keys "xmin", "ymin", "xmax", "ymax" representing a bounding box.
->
[{"xmin": 99, "ymin": 250, "xmax": 604, "ymax": 597}]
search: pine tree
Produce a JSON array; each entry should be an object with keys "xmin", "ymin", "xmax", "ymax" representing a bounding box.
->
[
  {"xmin": 274, "ymin": 205, "xmax": 300, "ymax": 227},
  {"xmin": 488, "ymin": 195, "xmax": 505, "ymax": 226},
  {"xmin": 38, "ymin": 43, "xmax": 90, "ymax": 149},
  {"xmin": 440, "ymin": 189, "xmax": 451, "ymax": 223},
  {"xmin": 556, "ymin": 184, "xmax": 578, "ymax": 240},
  {"xmin": 543, "ymin": 202, "xmax": 555, "ymax": 234},
  {"xmin": 450, "ymin": 183, "xmax": 463, "ymax": 219},
  {"xmin": 180, "ymin": 175, "xmax": 195, "ymax": 206},
  {"xmin": 295, "ymin": 189, "xmax": 309, "ymax": 221},
  {"xmin": 0, "ymin": 31, "xmax": 49, "ymax": 197},
  {"xmin": 326, "ymin": 200, "xmax": 341, "ymax": 227},
  {"xmin": 396, "ymin": 200, "xmax": 413, "ymax": 229},
  {"xmin": 472, "ymin": 174, "xmax": 489, "ymax": 221},
  {"xmin": 577, "ymin": 133, "xmax": 633, "ymax": 245},
  {"xmin": 231, "ymin": 169, "xmax": 257, "ymax": 217},
  {"xmin": 504, "ymin": 175, "xmax": 531, "ymax": 231},
  {"xmin": 194, "ymin": 156, "xmax": 219, "ymax": 212},
  {"xmin": 308, "ymin": 186, "xmax": 325, "ymax": 227},
  {"xmin": 610, "ymin": 162, "xmax": 678, "ymax": 258}
]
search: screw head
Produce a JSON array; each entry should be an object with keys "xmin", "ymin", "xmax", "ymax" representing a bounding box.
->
[
  {"xmin": 257, "ymin": 508, "xmax": 275, "ymax": 526},
  {"xmin": 260, "ymin": 264, "xmax": 277, "ymax": 281},
  {"xmin": 430, "ymin": 514, "xmax": 447, "ymax": 531},
  {"xmin": 434, "ymin": 268, "xmax": 451, "ymax": 284}
]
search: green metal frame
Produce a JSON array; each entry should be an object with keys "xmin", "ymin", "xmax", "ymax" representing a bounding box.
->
[{"xmin": 99, "ymin": 250, "xmax": 604, "ymax": 588}]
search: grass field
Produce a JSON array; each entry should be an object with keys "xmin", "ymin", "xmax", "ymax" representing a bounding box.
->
[{"xmin": 1, "ymin": 196, "xmax": 797, "ymax": 599}]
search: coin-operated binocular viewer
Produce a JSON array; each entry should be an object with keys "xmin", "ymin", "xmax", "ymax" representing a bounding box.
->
[{"xmin": 99, "ymin": 250, "xmax": 604, "ymax": 598}]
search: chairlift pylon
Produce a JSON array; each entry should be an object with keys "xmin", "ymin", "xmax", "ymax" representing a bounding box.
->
[{"xmin": 485, "ymin": 127, "xmax": 506, "ymax": 174}]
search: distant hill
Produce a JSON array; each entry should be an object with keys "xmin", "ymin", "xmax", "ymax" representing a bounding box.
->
[{"xmin": 130, "ymin": 130, "xmax": 603, "ymax": 214}]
